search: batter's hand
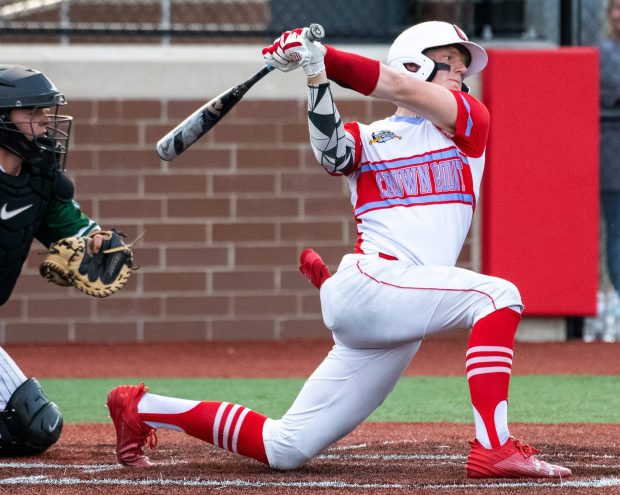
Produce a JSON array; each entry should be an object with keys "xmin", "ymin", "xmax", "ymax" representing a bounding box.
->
[
  {"xmin": 262, "ymin": 29, "xmax": 305, "ymax": 73},
  {"xmin": 262, "ymin": 28, "xmax": 325, "ymax": 77},
  {"xmin": 298, "ymin": 26, "xmax": 326, "ymax": 78}
]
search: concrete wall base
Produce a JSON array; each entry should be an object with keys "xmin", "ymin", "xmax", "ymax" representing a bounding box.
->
[{"xmin": 517, "ymin": 317, "xmax": 567, "ymax": 342}]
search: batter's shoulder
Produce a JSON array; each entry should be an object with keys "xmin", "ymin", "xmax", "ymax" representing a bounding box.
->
[{"xmin": 452, "ymin": 90, "xmax": 487, "ymax": 109}]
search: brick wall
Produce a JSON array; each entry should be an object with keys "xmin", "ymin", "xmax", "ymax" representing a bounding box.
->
[{"xmin": 0, "ymin": 97, "xmax": 475, "ymax": 344}]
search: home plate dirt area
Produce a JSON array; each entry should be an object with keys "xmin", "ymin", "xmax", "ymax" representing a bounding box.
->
[
  {"xmin": 2, "ymin": 423, "xmax": 619, "ymax": 495},
  {"xmin": 2, "ymin": 339, "xmax": 620, "ymax": 495}
]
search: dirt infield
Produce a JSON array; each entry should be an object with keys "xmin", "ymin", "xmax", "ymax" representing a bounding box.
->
[
  {"xmin": 2, "ymin": 423, "xmax": 619, "ymax": 495},
  {"xmin": 1, "ymin": 339, "xmax": 619, "ymax": 494}
]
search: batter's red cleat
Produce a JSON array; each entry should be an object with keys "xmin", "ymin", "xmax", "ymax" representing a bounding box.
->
[
  {"xmin": 107, "ymin": 383, "xmax": 157, "ymax": 467},
  {"xmin": 299, "ymin": 248, "xmax": 332, "ymax": 289},
  {"xmin": 466, "ymin": 437, "xmax": 572, "ymax": 479}
]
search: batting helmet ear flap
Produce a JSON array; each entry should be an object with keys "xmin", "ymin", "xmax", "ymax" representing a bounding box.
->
[
  {"xmin": 389, "ymin": 52, "xmax": 438, "ymax": 82},
  {"xmin": 422, "ymin": 58, "xmax": 440, "ymax": 82}
]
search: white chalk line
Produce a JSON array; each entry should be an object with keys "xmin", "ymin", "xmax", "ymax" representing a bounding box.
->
[
  {"xmin": 0, "ymin": 462, "xmax": 119, "ymax": 473},
  {"xmin": 0, "ymin": 459, "xmax": 189, "ymax": 473},
  {"xmin": 327, "ymin": 443, "xmax": 368, "ymax": 451},
  {"xmin": 0, "ymin": 475, "xmax": 619, "ymax": 490},
  {"xmin": 317, "ymin": 453, "xmax": 619, "ymax": 468},
  {"xmin": 1, "ymin": 450, "xmax": 617, "ymax": 469},
  {"xmin": 324, "ymin": 446, "xmax": 619, "ymax": 460},
  {"xmin": 560, "ymin": 453, "xmax": 618, "ymax": 459},
  {"xmin": 0, "ymin": 453, "xmax": 618, "ymax": 491},
  {"xmin": 319, "ymin": 455, "xmax": 464, "ymax": 469}
]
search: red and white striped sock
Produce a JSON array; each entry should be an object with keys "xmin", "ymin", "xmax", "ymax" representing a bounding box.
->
[
  {"xmin": 138, "ymin": 396, "xmax": 268, "ymax": 464},
  {"xmin": 466, "ymin": 307, "xmax": 521, "ymax": 449}
]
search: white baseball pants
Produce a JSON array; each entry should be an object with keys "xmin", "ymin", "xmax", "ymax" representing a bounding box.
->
[{"xmin": 263, "ymin": 254, "xmax": 522, "ymax": 469}]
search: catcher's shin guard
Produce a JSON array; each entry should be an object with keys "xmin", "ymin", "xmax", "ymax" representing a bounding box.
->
[{"xmin": 0, "ymin": 378, "xmax": 63, "ymax": 456}]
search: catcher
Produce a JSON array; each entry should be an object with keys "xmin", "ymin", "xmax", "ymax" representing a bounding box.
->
[{"xmin": 0, "ymin": 65, "xmax": 136, "ymax": 456}]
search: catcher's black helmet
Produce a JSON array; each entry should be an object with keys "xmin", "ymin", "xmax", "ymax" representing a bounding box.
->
[{"xmin": 0, "ymin": 65, "xmax": 72, "ymax": 169}]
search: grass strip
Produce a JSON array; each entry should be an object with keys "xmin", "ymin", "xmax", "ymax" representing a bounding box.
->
[{"xmin": 40, "ymin": 375, "xmax": 620, "ymax": 424}]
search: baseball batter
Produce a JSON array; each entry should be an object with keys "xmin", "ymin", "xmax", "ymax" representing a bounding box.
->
[{"xmin": 108, "ymin": 22, "xmax": 571, "ymax": 479}]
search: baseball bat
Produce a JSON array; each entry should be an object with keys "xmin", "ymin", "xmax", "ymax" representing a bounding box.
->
[{"xmin": 156, "ymin": 23, "xmax": 325, "ymax": 161}]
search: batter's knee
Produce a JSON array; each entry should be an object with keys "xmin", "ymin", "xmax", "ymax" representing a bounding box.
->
[
  {"xmin": 262, "ymin": 419, "xmax": 313, "ymax": 470},
  {"xmin": 0, "ymin": 378, "xmax": 63, "ymax": 456},
  {"xmin": 490, "ymin": 277, "xmax": 523, "ymax": 312},
  {"xmin": 270, "ymin": 451, "xmax": 311, "ymax": 470},
  {"xmin": 264, "ymin": 442, "xmax": 311, "ymax": 470},
  {"xmin": 264, "ymin": 438, "xmax": 312, "ymax": 470}
]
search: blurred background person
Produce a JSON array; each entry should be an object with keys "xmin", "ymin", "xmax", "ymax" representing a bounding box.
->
[{"xmin": 587, "ymin": 0, "xmax": 620, "ymax": 341}]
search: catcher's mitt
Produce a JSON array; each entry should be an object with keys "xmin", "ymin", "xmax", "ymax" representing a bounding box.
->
[{"xmin": 39, "ymin": 230, "xmax": 140, "ymax": 298}]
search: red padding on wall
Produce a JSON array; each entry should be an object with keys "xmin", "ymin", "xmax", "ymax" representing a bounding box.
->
[{"xmin": 481, "ymin": 48, "xmax": 599, "ymax": 316}]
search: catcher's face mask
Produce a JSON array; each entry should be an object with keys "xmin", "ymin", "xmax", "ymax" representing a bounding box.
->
[
  {"xmin": 5, "ymin": 103, "xmax": 73, "ymax": 170},
  {"xmin": 0, "ymin": 65, "xmax": 72, "ymax": 170}
]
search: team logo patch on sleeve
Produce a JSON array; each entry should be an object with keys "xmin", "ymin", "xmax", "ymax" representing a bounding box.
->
[{"xmin": 369, "ymin": 130, "xmax": 402, "ymax": 145}]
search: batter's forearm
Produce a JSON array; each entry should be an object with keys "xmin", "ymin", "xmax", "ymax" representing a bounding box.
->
[
  {"xmin": 323, "ymin": 45, "xmax": 380, "ymax": 96},
  {"xmin": 307, "ymin": 82, "xmax": 356, "ymax": 175},
  {"xmin": 322, "ymin": 45, "xmax": 457, "ymax": 132}
]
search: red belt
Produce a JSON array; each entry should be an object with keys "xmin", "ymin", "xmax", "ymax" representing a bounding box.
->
[{"xmin": 378, "ymin": 252, "xmax": 398, "ymax": 261}]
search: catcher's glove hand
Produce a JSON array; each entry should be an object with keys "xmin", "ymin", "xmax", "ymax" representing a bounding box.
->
[{"xmin": 39, "ymin": 230, "xmax": 141, "ymax": 298}]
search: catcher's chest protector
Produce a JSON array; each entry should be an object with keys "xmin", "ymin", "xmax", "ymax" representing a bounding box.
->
[{"xmin": 0, "ymin": 161, "xmax": 61, "ymax": 305}]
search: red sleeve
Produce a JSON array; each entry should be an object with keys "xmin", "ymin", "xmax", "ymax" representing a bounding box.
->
[
  {"xmin": 450, "ymin": 90, "xmax": 489, "ymax": 158},
  {"xmin": 343, "ymin": 121, "xmax": 363, "ymax": 174},
  {"xmin": 324, "ymin": 45, "xmax": 381, "ymax": 97}
]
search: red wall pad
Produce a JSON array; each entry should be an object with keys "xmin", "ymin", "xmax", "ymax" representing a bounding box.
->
[{"xmin": 481, "ymin": 48, "xmax": 599, "ymax": 316}]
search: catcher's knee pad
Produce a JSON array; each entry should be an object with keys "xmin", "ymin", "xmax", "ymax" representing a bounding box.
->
[{"xmin": 0, "ymin": 378, "xmax": 63, "ymax": 456}]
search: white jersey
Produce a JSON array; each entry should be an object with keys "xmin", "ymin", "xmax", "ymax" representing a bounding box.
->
[{"xmin": 343, "ymin": 90, "xmax": 489, "ymax": 266}]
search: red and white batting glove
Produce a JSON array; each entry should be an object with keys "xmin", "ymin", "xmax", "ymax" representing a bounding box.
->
[
  {"xmin": 262, "ymin": 29, "xmax": 305, "ymax": 73},
  {"xmin": 262, "ymin": 28, "xmax": 325, "ymax": 77}
]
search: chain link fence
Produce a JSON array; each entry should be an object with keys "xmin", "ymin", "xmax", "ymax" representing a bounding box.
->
[{"xmin": 0, "ymin": 0, "xmax": 609, "ymax": 45}]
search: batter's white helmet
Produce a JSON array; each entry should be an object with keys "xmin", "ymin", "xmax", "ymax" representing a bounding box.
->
[{"xmin": 387, "ymin": 21, "xmax": 488, "ymax": 82}]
